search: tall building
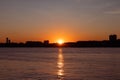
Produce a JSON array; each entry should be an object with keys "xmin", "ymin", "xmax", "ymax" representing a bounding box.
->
[
  {"xmin": 6, "ymin": 37, "xmax": 9, "ymax": 44},
  {"xmin": 109, "ymin": 34, "xmax": 117, "ymax": 42},
  {"xmin": 6, "ymin": 37, "xmax": 11, "ymax": 44}
]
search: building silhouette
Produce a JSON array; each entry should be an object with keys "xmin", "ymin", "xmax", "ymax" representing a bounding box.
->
[
  {"xmin": 109, "ymin": 34, "xmax": 117, "ymax": 42},
  {"xmin": 0, "ymin": 34, "xmax": 120, "ymax": 47},
  {"xmin": 25, "ymin": 41, "xmax": 43, "ymax": 47},
  {"xmin": 44, "ymin": 40, "xmax": 49, "ymax": 45},
  {"xmin": 6, "ymin": 37, "xmax": 11, "ymax": 44}
]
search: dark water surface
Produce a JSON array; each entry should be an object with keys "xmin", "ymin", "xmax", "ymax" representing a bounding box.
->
[{"xmin": 0, "ymin": 48, "xmax": 120, "ymax": 80}]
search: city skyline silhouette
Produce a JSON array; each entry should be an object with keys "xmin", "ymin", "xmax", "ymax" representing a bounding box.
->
[{"xmin": 0, "ymin": 34, "xmax": 120, "ymax": 47}]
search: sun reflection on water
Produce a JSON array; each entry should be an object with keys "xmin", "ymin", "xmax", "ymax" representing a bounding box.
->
[{"xmin": 57, "ymin": 48, "xmax": 64, "ymax": 80}]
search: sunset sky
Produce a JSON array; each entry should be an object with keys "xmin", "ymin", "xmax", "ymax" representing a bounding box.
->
[{"xmin": 0, "ymin": 0, "xmax": 120, "ymax": 43}]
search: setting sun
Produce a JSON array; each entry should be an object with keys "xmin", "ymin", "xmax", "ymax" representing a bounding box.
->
[{"xmin": 57, "ymin": 39, "xmax": 64, "ymax": 45}]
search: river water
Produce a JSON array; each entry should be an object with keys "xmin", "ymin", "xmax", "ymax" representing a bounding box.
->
[{"xmin": 0, "ymin": 48, "xmax": 120, "ymax": 80}]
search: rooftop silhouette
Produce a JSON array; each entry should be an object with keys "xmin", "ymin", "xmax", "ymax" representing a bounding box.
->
[{"xmin": 0, "ymin": 34, "xmax": 120, "ymax": 47}]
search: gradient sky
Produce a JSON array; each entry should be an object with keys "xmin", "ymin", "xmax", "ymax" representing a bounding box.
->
[{"xmin": 0, "ymin": 0, "xmax": 120, "ymax": 43}]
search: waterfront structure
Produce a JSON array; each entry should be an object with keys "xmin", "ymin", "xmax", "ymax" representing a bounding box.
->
[
  {"xmin": 109, "ymin": 34, "xmax": 117, "ymax": 42},
  {"xmin": 44, "ymin": 40, "xmax": 49, "ymax": 45},
  {"xmin": 6, "ymin": 37, "xmax": 11, "ymax": 44}
]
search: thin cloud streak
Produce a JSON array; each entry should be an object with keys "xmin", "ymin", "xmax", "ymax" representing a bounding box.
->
[{"xmin": 105, "ymin": 10, "xmax": 120, "ymax": 15}]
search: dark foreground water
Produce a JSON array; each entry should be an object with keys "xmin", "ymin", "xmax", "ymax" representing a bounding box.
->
[{"xmin": 0, "ymin": 48, "xmax": 120, "ymax": 80}]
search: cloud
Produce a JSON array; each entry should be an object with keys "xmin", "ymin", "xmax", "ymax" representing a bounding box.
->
[{"xmin": 105, "ymin": 9, "xmax": 120, "ymax": 15}]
